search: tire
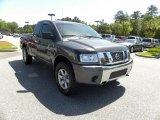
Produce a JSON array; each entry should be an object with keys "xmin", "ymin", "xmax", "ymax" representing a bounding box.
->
[
  {"xmin": 130, "ymin": 47, "xmax": 134, "ymax": 53},
  {"xmin": 55, "ymin": 62, "xmax": 77, "ymax": 95},
  {"xmin": 22, "ymin": 47, "xmax": 32, "ymax": 65}
]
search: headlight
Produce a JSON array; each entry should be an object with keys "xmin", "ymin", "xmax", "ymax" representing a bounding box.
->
[{"xmin": 80, "ymin": 54, "xmax": 98, "ymax": 62}]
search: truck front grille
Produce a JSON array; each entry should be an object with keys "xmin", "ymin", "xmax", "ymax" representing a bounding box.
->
[
  {"xmin": 110, "ymin": 52, "xmax": 124, "ymax": 62},
  {"xmin": 98, "ymin": 51, "xmax": 129, "ymax": 65},
  {"xmin": 109, "ymin": 69, "xmax": 127, "ymax": 79}
]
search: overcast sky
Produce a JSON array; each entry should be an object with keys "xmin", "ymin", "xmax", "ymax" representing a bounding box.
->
[{"xmin": 0, "ymin": 0, "xmax": 160, "ymax": 27}]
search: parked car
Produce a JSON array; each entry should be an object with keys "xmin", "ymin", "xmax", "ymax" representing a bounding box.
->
[
  {"xmin": 112, "ymin": 38, "xmax": 122, "ymax": 43},
  {"xmin": 104, "ymin": 38, "xmax": 122, "ymax": 43},
  {"xmin": 154, "ymin": 39, "xmax": 159, "ymax": 46},
  {"xmin": 101, "ymin": 34, "xmax": 121, "ymax": 43},
  {"xmin": 0, "ymin": 33, "xmax": 3, "ymax": 39},
  {"xmin": 20, "ymin": 20, "xmax": 133, "ymax": 95},
  {"xmin": 13, "ymin": 33, "xmax": 20, "ymax": 37},
  {"xmin": 158, "ymin": 39, "xmax": 160, "ymax": 44},
  {"xmin": 142, "ymin": 38, "xmax": 156, "ymax": 48},
  {"xmin": 127, "ymin": 36, "xmax": 142, "ymax": 41},
  {"xmin": 121, "ymin": 39, "xmax": 144, "ymax": 53},
  {"xmin": 101, "ymin": 34, "xmax": 115, "ymax": 40},
  {"xmin": 115, "ymin": 36, "xmax": 126, "ymax": 41}
]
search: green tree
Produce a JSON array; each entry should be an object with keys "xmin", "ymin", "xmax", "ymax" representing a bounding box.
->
[
  {"xmin": 7, "ymin": 22, "xmax": 18, "ymax": 33},
  {"xmin": 131, "ymin": 11, "xmax": 142, "ymax": 36},
  {"xmin": 0, "ymin": 19, "xmax": 9, "ymax": 31},
  {"xmin": 141, "ymin": 18, "xmax": 158, "ymax": 38},
  {"xmin": 114, "ymin": 10, "xmax": 129, "ymax": 22},
  {"xmin": 61, "ymin": 17, "xmax": 72, "ymax": 21},
  {"xmin": 123, "ymin": 21, "xmax": 132, "ymax": 35},
  {"xmin": 97, "ymin": 23, "xmax": 112, "ymax": 34},
  {"xmin": 90, "ymin": 24, "xmax": 97, "ymax": 31},
  {"xmin": 111, "ymin": 22, "xmax": 123, "ymax": 35},
  {"xmin": 141, "ymin": 5, "xmax": 159, "ymax": 38},
  {"xmin": 147, "ymin": 5, "xmax": 158, "ymax": 18},
  {"xmin": 155, "ymin": 27, "xmax": 160, "ymax": 39},
  {"xmin": 72, "ymin": 16, "xmax": 81, "ymax": 23},
  {"xmin": 23, "ymin": 25, "xmax": 33, "ymax": 33},
  {"xmin": 61, "ymin": 16, "xmax": 86, "ymax": 24},
  {"xmin": 114, "ymin": 11, "xmax": 131, "ymax": 35},
  {"xmin": 111, "ymin": 21, "xmax": 132, "ymax": 36}
]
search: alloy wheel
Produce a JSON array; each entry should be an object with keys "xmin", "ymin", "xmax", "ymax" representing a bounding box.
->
[{"xmin": 57, "ymin": 69, "xmax": 70, "ymax": 90}]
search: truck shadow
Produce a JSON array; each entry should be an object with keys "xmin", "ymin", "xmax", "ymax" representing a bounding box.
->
[{"xmin": 9, "ymin": 60, "xmax": 126, "ymax": 116}]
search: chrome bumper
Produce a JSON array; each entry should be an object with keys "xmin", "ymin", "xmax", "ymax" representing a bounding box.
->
[
  {"xmin": 100, "ymin": 59, "xmax": 133, "ymax": 83},
  {"xmin": 72, "ymin": 59, "xmax": 133, "ymax": 85}
]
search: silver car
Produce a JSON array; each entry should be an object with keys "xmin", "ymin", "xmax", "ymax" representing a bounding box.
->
[
  {"xmin": 121, "ymin": 39, "xmax": 144, "ymax": 53},
  {"xmin": 142, "ymin": 38, "xmax": 156, "ymax": 48}
]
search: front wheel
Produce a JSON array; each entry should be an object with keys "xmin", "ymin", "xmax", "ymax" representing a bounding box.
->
[
  {"xmin": 22, "ymin": 47, "xmax": 32, "ymax": 65},
  {"xmin": 55, "ymin": 62, "xmax": 77, "ymax": 95}
]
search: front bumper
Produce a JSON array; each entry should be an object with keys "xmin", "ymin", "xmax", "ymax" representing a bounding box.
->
[{"xmin": 72, "ymin": 59, "xmax": 133, "ymax": 85}]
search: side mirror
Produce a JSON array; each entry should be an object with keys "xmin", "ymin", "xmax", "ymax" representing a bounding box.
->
[{"xmin": 42, "ymin": 32, "xmax": 55, "ymax": 40}]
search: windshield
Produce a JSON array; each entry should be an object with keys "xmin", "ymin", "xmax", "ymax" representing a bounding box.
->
[
  {"xmin": 55, "ymin": 22, "xmax": 101, "ymax": 38},
  {"xmin": 125, "ymin": 39, "xmax": 136, "ymax": 43},
  {"xmin": 143, "ymin": 39, "xmax": 151, "ymax": 42}
]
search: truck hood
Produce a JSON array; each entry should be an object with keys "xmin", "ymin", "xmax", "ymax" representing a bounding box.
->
[{"xmin": 60, "ymin": 38, "xmax": 128, "ymax": 52}]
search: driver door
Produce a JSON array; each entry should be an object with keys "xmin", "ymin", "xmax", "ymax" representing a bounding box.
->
[{"xmin": 37, "ymin": 22, "xmax": 55, "ymax": 62}]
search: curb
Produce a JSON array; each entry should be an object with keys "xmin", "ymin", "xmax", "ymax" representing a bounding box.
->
[
  {"xmin": 0, "ymin": 49, "xmax": 18, "ymax": 52},
  {"xmin": 135, "ymin": 53, "xmax": 160, "ymax": 58}
]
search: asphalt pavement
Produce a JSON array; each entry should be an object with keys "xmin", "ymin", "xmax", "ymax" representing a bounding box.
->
[{"xmin": 0, "ymin": 54, "xmax": 160, "ymax": 120}]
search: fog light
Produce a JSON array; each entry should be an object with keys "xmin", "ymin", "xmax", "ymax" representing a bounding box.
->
[{"xmin": 91, "ymin": 76, "xmax": 98, "ymax": 82}]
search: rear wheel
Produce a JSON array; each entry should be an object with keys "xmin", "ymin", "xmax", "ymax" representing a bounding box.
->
[
  {"xmin": 22, "ymin": 47, "xmax": 32, "ymax": 65},
  {"xmin": 55, "ymin": 62, "xmax": 77, "ymax": 95}
]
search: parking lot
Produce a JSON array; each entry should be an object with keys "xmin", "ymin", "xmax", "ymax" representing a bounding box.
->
[{"xmin": 0, "ymin": 53, "xmax": 160, "ymax": 120}]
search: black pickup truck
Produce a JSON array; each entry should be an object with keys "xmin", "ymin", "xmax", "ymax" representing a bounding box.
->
[{"xmin": 20, "ymin": 20, "xmax": 133, "ymax": 95}]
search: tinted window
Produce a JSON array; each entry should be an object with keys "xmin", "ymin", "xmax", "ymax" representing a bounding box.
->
[
  {"xmin": 41, "ymin": 24, "xmax": 53, "ymax": 33},
  {"xmin": 34, "ymin": 22, "xmax": 42, "ymax": 36},
  {"xmin": 143, "ymin": 39, "xmax": 151, "ymax": 42}
]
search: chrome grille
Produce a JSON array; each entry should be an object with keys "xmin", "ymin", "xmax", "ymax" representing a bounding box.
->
[
  {"xmin": 98, "ymin": 51, "xmax": 129, "ymax": 65},
  {"xmin": 110, "ymin": 52, "xmax": 124, "ymax": 62},
  {"xmin": 124, "ymin": 51, "xmax": 128, "ymax": 59}
]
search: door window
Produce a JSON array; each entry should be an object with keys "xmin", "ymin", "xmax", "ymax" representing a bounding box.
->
[{"xmin": 41, "ymin": 24, "xmax": 53, "ymax": 33}]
